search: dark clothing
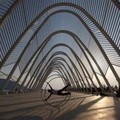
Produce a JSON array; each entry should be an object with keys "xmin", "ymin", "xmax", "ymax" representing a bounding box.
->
[
  {"xmin": 44, "ymin": 83, "xmax": 71, "ymax": 101},
  {"xmin": 57, "ymin": 84, "xmax": 71, "ymax": 95},
  {"xmin": 48, "ymin": 84, "xmax": 70, "ymax": 95},
  {"xmin": 116, "ymin": 90, "xmax": 120, "ymax": 97}
]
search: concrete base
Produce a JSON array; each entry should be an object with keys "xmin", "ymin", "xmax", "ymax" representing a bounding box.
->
[{"xmin": 0, "ymin": 92, "xmax": 120, "ymax": 120}]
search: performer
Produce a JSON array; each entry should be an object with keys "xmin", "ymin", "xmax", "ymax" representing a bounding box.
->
[{"xmin": 44, "ymin": 82, "xmax": 71, "ymax": 101}]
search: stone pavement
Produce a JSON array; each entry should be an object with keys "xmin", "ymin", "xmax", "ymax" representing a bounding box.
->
[{"xmin": 0, "ymin": 92, "xmax": 120, "ymax": 120}]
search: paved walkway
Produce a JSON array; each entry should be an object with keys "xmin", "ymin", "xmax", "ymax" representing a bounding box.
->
[{"xmin": 0, "ymin": 92, "xmax": 120, "ymax": 120}]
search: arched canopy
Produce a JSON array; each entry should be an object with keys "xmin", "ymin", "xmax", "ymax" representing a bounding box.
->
[{"xmin": 0, "ymin": 0, "xmax": 120, "ymax": 93}]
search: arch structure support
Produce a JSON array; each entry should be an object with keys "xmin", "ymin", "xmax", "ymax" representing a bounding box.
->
[{"xmin": 0, "ymin": 0, "xmax": 120, "ymax": 95}]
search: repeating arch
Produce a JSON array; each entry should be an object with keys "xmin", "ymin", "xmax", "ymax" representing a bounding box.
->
[
  {"xmin": 1, "ymin": 30, "xmax": 119, "ymax": 93},
  {"xmin": 24, "ymin": 45, "xmax": 99, "ymax": 92},
  {"xmin": 7, "ymin": 31, "xmax": 102, "ymax": 90},
  {"xmin": 0, "ymin": 1, "xmax": 119, "ymax": 95},
  {"xmin": 1, "ymin": 2, "xmax": 119, "ymax": 68}
]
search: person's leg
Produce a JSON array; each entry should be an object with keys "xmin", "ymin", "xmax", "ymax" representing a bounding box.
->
[
  {"xmin": 59, "ymin": 84, "xmax": 70, "ymax": 92},
  {"xmin": 58, "ymin": 91, "xmax": 71, "ymax": 95}
]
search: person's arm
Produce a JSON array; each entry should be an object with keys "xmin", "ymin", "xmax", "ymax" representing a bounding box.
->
[
  {"xmin": 44, "ymin": 93, "xmax": 52, "ymax": 101},
  {"xmin": 46, "ymin": 82, "xmax": 53, "ymax": 90}
]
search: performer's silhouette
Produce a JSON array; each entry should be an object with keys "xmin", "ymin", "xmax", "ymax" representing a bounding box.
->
[{"xmin": 44, "ymin": 82, "xmax": 71, "ymax": 101}]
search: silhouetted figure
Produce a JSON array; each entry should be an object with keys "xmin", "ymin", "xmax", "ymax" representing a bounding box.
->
[
  {"xmin": 100, "ymin": 92, "xmax": 108, "ymax": 96},
  {"xmin": 116, "ymin": 88, "xmax": 120, "ymax": 97},
  {"xmin": 14, "ymin": 88, "xmax": 18, "ymax": 94},
  {"xmin": 92, "ymin": 87, "xmax": 95, "ymax": 94},
  {"xmin": 114, "ymin": 85, "xmax": 118, "ymax": 91},
  {"xmin": 99, "ymin": 88, "xmax": 108, "ymax": 96},
  {"xmin": 44, "ymin": 82, "xmax": 71, "ymax": 101}
]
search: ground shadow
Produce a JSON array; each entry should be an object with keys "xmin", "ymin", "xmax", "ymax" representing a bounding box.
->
[
  {"xmin": 113, "ymin": 97, "xmax": 120, "ymax": 120},
  {"xmin": 54, "ymin": 96, "xmax": 104, "ymax": 120},
  {"xmin": 9, "ymin": 116, "xmax": 43, "ymax": 120}
]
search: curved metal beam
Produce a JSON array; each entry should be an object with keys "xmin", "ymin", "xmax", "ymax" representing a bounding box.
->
[
  {"xmin": 1, "ymin": 7, "xmax": 119, "ymax": 92},
  {"xmin": 28, "ymin": 53, "xmax": 86, "ymax": 93},
  {"xmin": 111, "ymin": 0, "xmax": 120, "ymax": 10},
  {"xmin": 0, "ymin": 0, "xmax": 21, "ymax": 27},
  {"xmin": 36, "ymin": 59, "xmax": 89, "ymax": 92},
  {"xmin": 17, "ymin": 41, "xmax": 99, "ymax": 93},
  {"xmin": 25, "ymin": 44, "xmax": 98, "ymax": 92},
  {"xmin": 1, "ymin": 2, "xmax": 119, "ymax": 70},
  {"xmin": 33, "ymin": 59, "xmax": 78, "ymax": 90},
  {"xmin": 27, "ymin": 50, "xmax": 95, "ymax": 93},
  {"xmin": 3, "ymin": 30, "xmax": 110, "ymax": 92},
  {"xmin": 1, "ymin": 8, "xmax": 119, "ymax": 92},
  {"xmin": 29, "ymin": 59, "xmax": 74, "ymax": 90}
]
